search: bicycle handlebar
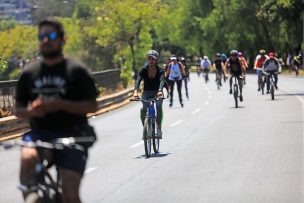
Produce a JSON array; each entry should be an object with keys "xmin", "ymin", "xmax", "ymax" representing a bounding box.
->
[{"xmin": 16, "ymin": 136, "xmax": 95, "ymax": 151}]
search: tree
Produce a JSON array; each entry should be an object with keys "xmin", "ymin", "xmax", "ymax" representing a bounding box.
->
[{"xmin": 86, "ymin": 0, "xmax": 167, "ymax": 85}]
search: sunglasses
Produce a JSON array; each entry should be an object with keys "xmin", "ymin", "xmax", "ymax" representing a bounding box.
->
[
  {"xmin": 38, "ymin": 32, "xmax": 58, "ymax": 42},
  {"xmin": 147, "ymin": 56, "xmax": 156, "ymax": 61}
]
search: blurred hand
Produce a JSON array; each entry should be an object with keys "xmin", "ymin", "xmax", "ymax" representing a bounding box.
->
[
  {"xmin": 157, "ymin": 91, "xmax": 163, "ymax": 98},
  {"xmin": 28, "ymin": 98, "xmax": 45, "ymax": 117}
]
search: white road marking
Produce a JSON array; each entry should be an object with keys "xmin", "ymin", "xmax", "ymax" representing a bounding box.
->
[
  {"xmin": 192, "ymin": 108, "xmax": 201, "ymax": 114},
  {"xmin": 169, "ymin": 120, "xmax": 184, "ymax": 127},
  {"xmin": 129, "ymin": 141, "xmax": 143, "ymax": 149},
  {"xmin": 85, "ymin": 167, "xmax": 98, "ymax": 175},
  {"xmin": 204, "ymin": 101, "xmax": 209, "ymax": 105}
]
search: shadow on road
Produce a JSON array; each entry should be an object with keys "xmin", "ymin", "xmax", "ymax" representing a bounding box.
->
[{"xmin": 135, "ymin": 152, "xmax": 171, "ymax": 159}]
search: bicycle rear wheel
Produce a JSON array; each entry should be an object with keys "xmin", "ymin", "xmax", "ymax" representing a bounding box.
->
[
  {"xmin": 143, "ymin": 118, "xmax": 152, "ymax": 158},
  {"xmin": 233, "ymin": 84, "xmax": 238, "ymax": 108}
]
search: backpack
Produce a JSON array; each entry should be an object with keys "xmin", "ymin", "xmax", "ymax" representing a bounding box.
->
[
  {"xmin": 202, "ymin": 59, "xmax": 210, "ymax": 69},
  {"xmin": 264, "ymin": 58, "xmax": 278, "ymax": 67}
]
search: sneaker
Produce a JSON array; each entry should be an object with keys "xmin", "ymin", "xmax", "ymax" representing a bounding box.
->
[
  {"xmin": 169, "ymin": 103, "xmax": 173, "ymax": 107},
  {"xmin": 156, "ymin": 129, "xmax": 162, "ymax": 139},
  {"xmin": 181, "ymin": 103, "xmax": 184, "ymax": 108},
  {"xmin": 258, "ymin": 88, "xmax": 261, "ymax": 91},
  {"xmin": 275, "ymin": 85, "xmax": 278, "ymax": 90},
  {"xmin": 266, "ymin": 90, "xmax": 270, "ymax": 94},
  {"xmin": 229, "ymin": 89, "xmax": 232, "ymax": 94},
  {"xmin": 240, "ymin": 95, "xmax": 243, "ymax": 102}
]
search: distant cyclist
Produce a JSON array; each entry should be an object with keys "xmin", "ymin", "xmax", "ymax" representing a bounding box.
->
[
  {"xmin": 180, "ymin": 57, "xmax": 190, "ymax": 99},
  {"xmin": 200, "ymin": 56, "xmax": 212, "ymax": 83},
  {"xmin": 224, "ymin": 50, "xmax": 244, "ymax": 102},
  {"xmin": 238, "ymin": 51, "xmax": 248, "ymax": 85},
  {"xmin": 254, "ymin": 49, "xmax": 269, "ymax": 91},
  {"xmin": 293, "ymin": 55, "xmax": 301, "ymax": 77},
  {"xmin": 133, "ymin": 50, "xmax": 165, "ymax": 138},
  {"xmin": 213, "ymin": 53, "xmax": 224, "ymax": 86},
  {"xmin": 262, "ymin": 52, "xmax": 281, "ymax": 93},
  {"xmin": 166, "ymin": 55, "xmax": 185, "ymax": 107}
]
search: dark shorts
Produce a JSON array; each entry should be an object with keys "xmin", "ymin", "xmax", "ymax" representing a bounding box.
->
[
  {"xmin": 22, "ymin": 130, "xmax": 88, "ymax": 176},
  {"xmin": 230, "ymin": 71, "xmax": 242, "ymax": 77}
]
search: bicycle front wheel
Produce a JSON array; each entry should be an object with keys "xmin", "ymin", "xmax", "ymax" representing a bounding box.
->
[
  {"xmin": 271, "ymin": 83, "xmax": 275, "ymax": 100},
  {"xmin": 233, "ymin": 84, "xmax": 238, "ymax": 108},
  {"xmin": 143, "ymin": 118, "xmax": 152, "ymax": 158},
  {"xmin": 152, "ymin": 120, "xmax": 160, "ymax": 153}
]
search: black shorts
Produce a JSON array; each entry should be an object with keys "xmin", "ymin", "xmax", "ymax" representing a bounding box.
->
[
  {"xmin": 22, "ymin": 130, "xmax": 88, "ymax": 176},
  {"xmin": 230, "ymin": 71, "xmax": 242, "ymax": 77}
]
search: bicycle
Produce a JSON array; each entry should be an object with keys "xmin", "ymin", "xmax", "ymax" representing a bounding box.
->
[
  {"xmin": 230, "ymin": 75, "xmax": 242, "ymax": 108},
  {"xmin": 16, "ymin": 136, "xmax": 95, "ymax": 203},
  {"xmin": 264, "ymin": 72, "xmax": 277, "ymax": 100},
  {"xmin": 131, "ymin": 97, "xmax": 165, "ymax": 158}
]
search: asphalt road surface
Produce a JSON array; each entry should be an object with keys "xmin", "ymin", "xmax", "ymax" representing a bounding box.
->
[{"xmin": 0, "ymin": 73, "xmax": 303, "ymax": 203}]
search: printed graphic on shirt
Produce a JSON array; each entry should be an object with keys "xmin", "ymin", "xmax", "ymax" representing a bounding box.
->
[{"xmin": 32, "ymin": 75, "xmax": 66, "ymax": 101}]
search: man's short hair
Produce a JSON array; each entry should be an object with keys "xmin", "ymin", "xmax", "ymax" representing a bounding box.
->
[{"xmin": 38, "ymin": 18, "xmax": 65, "ymax": 38}]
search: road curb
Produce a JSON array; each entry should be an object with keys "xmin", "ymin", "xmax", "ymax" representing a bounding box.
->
[{"xmin": 0, "ymin": 88, "xmax": 133, "ymax": 142}]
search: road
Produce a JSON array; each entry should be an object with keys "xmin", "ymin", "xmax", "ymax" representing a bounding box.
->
[{"xmin": 0, "ymin": 73, "xmax": 303, "ymax": 203}]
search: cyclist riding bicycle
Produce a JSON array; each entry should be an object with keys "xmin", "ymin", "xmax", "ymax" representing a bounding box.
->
[
  {"xmin": 14, "ymin": 18, "xmax": 98, "ymax": 203},
  {"xmin": 254, "ymin": 49, "xmax": 269, "ymax": 91},
  {"xmin": 200, "ymin": 55, "xmax": 212, "ymax": 82},
  {"xmin": 132, "ymin": 50, "xmax": 165, "ymax": 138},
  {"xmin": 224, "ymin": 50, "xmax": 244, "ymax": 102},
  {"xmin": 262, "ymin": 52, "xmax": 281, "ymax": 93},
  {"xmin": 213, "ymin": 53, "xmax": 224, "ymax": 86}
]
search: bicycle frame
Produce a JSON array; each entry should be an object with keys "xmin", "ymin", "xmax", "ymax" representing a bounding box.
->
[
  {"xmin": 17, "ymin": 137, "xmax": 91, "ymax": 203},
  {"xmin": 19, "ymin": 148, "xmax": 62, "ymax": 203}
]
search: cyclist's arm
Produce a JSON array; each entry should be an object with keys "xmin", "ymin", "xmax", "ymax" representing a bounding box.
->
[
  {"xmin": 158, "ymin": 71, "xmax": 165, "ymax": 92},
  {"xmin": 133, "ymin": 71, "xmax": 143, "ymax": 96},
  {"xmin": 223, "ymin": 60, "xmax": 229, "ymax": 75}
]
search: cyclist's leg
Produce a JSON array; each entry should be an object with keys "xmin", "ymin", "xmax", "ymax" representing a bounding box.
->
[
  {"xmin": 140, "ymin": 91, "xmax": 150, "ymax": 125},
  {"xmin": 257, "ymin": 69, "xmax": 262, "ymax": 90},
  {"xmin": 169, "ymin": 80, "xmax": 175, "ymax": 106},
  {"xmin": 266, "ymin": 71, "xmax": 270, "ymax": 91},
  {"xmin": 20, "ymin": 147, "xmax": 39, "ymax": 185},
  {"xmin": 60, "ymin": 169, "xmax": 82, "ymax": 203},
  {"xmin": 184, "ymin": 78, "xmax": 189, "ymax": 98},
  {"xmin": 155, "ymin": 99, "xmax": 163, "ymax": 129},
  {"xmin": 229, "ymin": 74, "xmax": 233, "ymax": 93},
  {"xmin": 56, "ymin": 147, "xmax": 88, "ymax": 203},
  {"xmin": 237, "ymin": 74, "xmax": 243, "ymax": 96},
  {"xmin": 274, "ymin": 72, "xmax": 278, "ymax": 88},
  {"xmin": 176, "ymin": 79, "xmax": 183, "ymax": 105}
]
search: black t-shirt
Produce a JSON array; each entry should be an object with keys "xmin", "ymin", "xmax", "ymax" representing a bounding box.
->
[
  {"xmin": 15, "ymin": 58, "xmax": 98, "ymax": 131},
  {"xmin": 134, "ymin": 65, "xmax": 165, "ymax": 92},
  {"xmin": 228, "ymin": 58, "xmax": 242, "ymax": 74},
  {"xmin": 214, "ymin": 58, "xmax": 222, "ymax": 70}
]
